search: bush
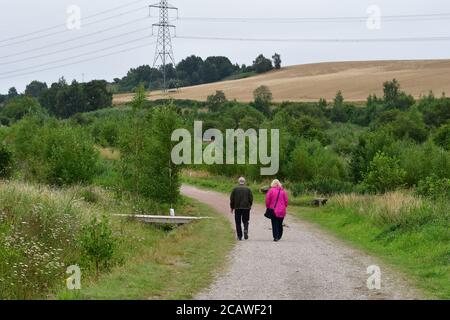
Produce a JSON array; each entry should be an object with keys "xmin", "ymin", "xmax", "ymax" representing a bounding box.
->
[
  {"xmin": 253, "ymin": 85, "xmax": 272, "ymax": 115},
  {"xmin": 11, "ymin": 117, "xmax": 99, "ymax": 185},
  {"xmin": 363, "ymin": 152, "xmax": 406, "ymax": 193},
  {"xmin": 0, "ymin": 96, "xmax": 46, "ymax": 124},
  {"xmin": 418, "ymin": 93, "xmax": 450, "ymax": 127},
  {"xmin": 291, "ymin": 178, "xmax": 354, "ymax": 196},
  {"xmin": 416, "ymin": 175, "xmax": 450, "ymax": 200},
  {"xmin": 434, "ymin": 123, "xmax": 450, "ymax": 151},
  {"xmin": 80, "ymin": 215, "xmax": 116, "ymax": 278},
  {"xmin": 398, "ymin": 141, "xmax": 450, "ymax": 187},
  {"xmin": 90, "ymin": 118, "xmax": 120, "ymax": 147},
  {"xmin": 350, "ymin": 129, "xmax": 396, "ymax": 182},
  {"xmin": 0, "ymin": 143, "xmax": 13, "ymax": 178},
  {"xmin": 287, "ymin": 140, "xmax": 349, "ymax": 183}
]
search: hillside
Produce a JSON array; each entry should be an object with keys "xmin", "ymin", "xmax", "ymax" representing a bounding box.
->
[{"xmin": 113, "ymin": 59, "xmax": 450, "ymax": 104}]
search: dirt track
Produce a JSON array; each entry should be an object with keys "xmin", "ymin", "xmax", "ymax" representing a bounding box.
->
[
  {"xmin": 114, "ymin": 59, "xmax": 450, "ymax": 104},
  {"xmin": 181, "ymin": 185, "xmax": 423, "ymax": 300}
]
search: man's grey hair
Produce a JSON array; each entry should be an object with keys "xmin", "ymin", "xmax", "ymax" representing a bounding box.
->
[{"xmin": 238, "ymin": 177, "xmax": 246, "ymax": 185}]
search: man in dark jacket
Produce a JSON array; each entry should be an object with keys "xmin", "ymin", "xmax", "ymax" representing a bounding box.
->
[{"xmin": 230, "ymin": 177, "xmax": 253, "ymax": 240}]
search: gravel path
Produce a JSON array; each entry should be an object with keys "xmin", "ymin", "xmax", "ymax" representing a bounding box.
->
[{"xmin": 181, "ymin": 185, "xmax": 423, "ymax": 300}]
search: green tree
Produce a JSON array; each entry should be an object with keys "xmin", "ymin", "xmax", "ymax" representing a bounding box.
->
[
  {"xmin": 330, "ymin": 91, "xmax": 350, "ymax": 122},
  {"xmin": 119, "ymin": 85, "xmax": 182, "ymax": 204},
  {"xmin": 205, "ymin": 56, "xmax": 235, "ymax": 78},
  {"xmin": 434, "ymin": 123, "xmax": 450, "ymax": 150},
  {"xmin": 363, "ymin": 152, "xmax": 406, "ymax": 193},
  {"xmin": 272, "ymin": 53, "xmax": 282, "ymax": 69},
  {"xmin": 418, "ymin": 93, "xmax": 450, "ymax": 127},
  {"xmin": 0, "ymin": 143, "xmax": 13, "ymax": 178},
  {"xmin": 0, "ymin": 96, "xmax": 46, "ymax": 123},
  {"xmin": 7, "ymin": 87, "xmax": 18, "ymax": 99},
  {"xmin": 25, "ymin": 81, "xmax": 48, "ymax": 98},
  {"xmin": 80, "ymin": 215, "xmax": 116, "ymax": 278},
  {"xmin": 253, "ymin": 85, "xmax": 273, "ymax": 115},
  {"xmin": 350, "ymin": 129, "xmax": 395, "ymax": 183},
  {"xmin": 147, "ymin": 106, "xmax": 183, "ymax": 205},
  {"xmin": 207, "ymin": 90, "xmax": 227, "ymax": 112},
  {"xmin": 55, "ymin": 80, "xmax": 87, "ymax": 118},
  {"xmin": 11, "ymin": 117, "xmax": 99, "ymax": 185},
  {"xmin": 288, "ymin": 140, "xmax": 348, "ymax": 183},
  {"xmin": 253, "ymin": 54, "xmax": 273, "ymax": 74},
  {"xmin": 83, "ymin": 80, "xmax": 112, "ymax": 112},
  {"xmin": 383, "ymin": 79, "xmax": 415, "ymax": 110}
]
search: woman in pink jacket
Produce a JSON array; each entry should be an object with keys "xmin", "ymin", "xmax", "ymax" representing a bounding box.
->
[{"xmin": 265, "ymin": 179, "xmax": 289, "ymax": 242}]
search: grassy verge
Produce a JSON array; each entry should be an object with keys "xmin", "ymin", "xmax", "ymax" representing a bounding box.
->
[
  {"xmin": 61, "ymin": 198, "xmax": 234, "ymax": 300},
  {"xmin": 293, "ymin": 194, "xmax": 449, "ymax": 300},
  {"xmin": 182, "ymin": 171, "xmax": 449, "ymax": 299},
  {"xmin": 0, "ymin": 180, "xmax": 234, "ymax": 300}
]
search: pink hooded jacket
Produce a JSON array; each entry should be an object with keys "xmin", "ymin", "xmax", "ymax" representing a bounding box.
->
[{"xmin": 265, "ymin": 186, "xmax": 289, "ymax": 218}]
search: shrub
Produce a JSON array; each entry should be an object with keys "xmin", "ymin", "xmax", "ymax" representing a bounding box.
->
[
  {"xmin": 363, "ymin": 152, "xmax": 406, "ymax": 193},
  {"xmin": 253, "ymin": 85, "xmax": 272, "ymax": 115},
  {"xmin": 207, "ymin": 90, "xmax": 227, "ymax": 113},
  {"xmin": 44, "ymin": 126, "xmax": 100, "ymax": 185},
  {"xmin": 434, "ymin": 123, "xmax": 450, "ymax": 151},
  {"xmin": 11, "ymin": 117, "xmax": 99, "ymax": 185},
  {"xmin": 380, "ymin": 108, "xmax": 429, "ymax": 143},
  {"xmin": 349, "ymin": 129, "xmax": 396, "ymax": 183},
  {"xmin": 0, "ymin": 96, "xmax": 47, "ymax": 124},
  {"xmin": 288, "ymin": 140, "xmax": 349, "ymax": 183},
  {"xmin": 90, "ymin": 118, "xmax": 120, "ymax": 147},
  {"xmin": 398, "ymin": 141, "xmax": 450, "ymax": 187},
  {"xmin": 418, "ymin": 93, "xmax": 450, "ymax": 127},
  {"xmin": 0, "ymin": 143, "xmax": 13, "ymax": 178},
  {"xmin": 80, "ymin": 215, "xmax": 116, "ymax": 278},
  {"xmin": 416, "ymin": 175, "xmax": 450, "ymax": 200},
  {"xmin": 291, "ymin": 179, "xmax": 354, "ymax": 197}
]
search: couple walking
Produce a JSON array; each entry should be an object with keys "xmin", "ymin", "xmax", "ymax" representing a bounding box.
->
[{"xmin": 230, "ymin": 177, "xmax": 289, "ymax": 242}]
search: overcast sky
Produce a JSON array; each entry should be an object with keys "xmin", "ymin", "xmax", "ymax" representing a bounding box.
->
[{"xmin": 1, "ymin": 0, "xmax": 449, "ymax": 93}]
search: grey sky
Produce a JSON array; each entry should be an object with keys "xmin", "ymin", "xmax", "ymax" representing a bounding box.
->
[{"xmin": 1, "ymin": 0, "xmax": 449, "ymax": 93}]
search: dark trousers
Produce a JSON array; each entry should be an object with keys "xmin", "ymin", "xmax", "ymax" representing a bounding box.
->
[
  {"xmin": 234, "ymin": 209, "xmax": 250, "ymax": 239},
  {"xmin": 271, "ymin": 216, "xmax": 284, "ymax": 240}
]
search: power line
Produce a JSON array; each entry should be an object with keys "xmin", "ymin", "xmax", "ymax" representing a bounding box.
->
[
  {"xmin": 0, "ymin": 17, "xmax": 150, "ymax": 60},
  {"xmin": 0, "ymin": 6, "xmax": 149, "ymax": 49},
  {"xmin": 0, "ymin": 34, "xmax": 154, "ymax": 76},
  {"xmin": 178, "ymin": 12, "xmax": 450, "ymax": 24},
  {"xmin": 0, "ymin": 0, "xmax": 148, "ymax": 43},
  {"xmin": 175, "ymin": 35, "xmax": 450, "ymax": 43},
  {"xmin": 0, "ymin": 42, "xmax": 156, "ymax": 80},
  {"xmin": 0, "ymin": 26, "xmax": 153, "ymax": 66}
]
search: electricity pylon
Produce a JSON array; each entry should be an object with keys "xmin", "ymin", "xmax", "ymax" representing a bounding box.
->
[{"xmin": 150, "ymin": 0, "xmax": 178, "ymax": 92}]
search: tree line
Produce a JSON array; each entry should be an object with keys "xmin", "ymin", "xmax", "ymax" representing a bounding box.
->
[
  {"xmin": 0, "ymin": 78, "xmax": 112, "ymax": 124},
  {"xmin": 112, "ymin": 53, "xmax": 281, "ymax": 92}
]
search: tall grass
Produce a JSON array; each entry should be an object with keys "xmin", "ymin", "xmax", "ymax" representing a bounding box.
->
[
  {"xmin": 332, "ymin": 191, "xmax": 447, "ymax": 228},
  {"xmin": 304, "ymin": 191, "xmax": 450, "ymax": 298},
  {"xmin": 0, "ymin": 181, "xmax": 83, "ymax": 299},
  {"xmin": 0, "ymin": 181, "xmax": 160, "ymax": 299}
]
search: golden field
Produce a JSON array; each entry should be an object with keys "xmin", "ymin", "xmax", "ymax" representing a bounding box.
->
[{"xmin": 113, "ymin": 59, "xmax": 450, "ymax": 104}]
